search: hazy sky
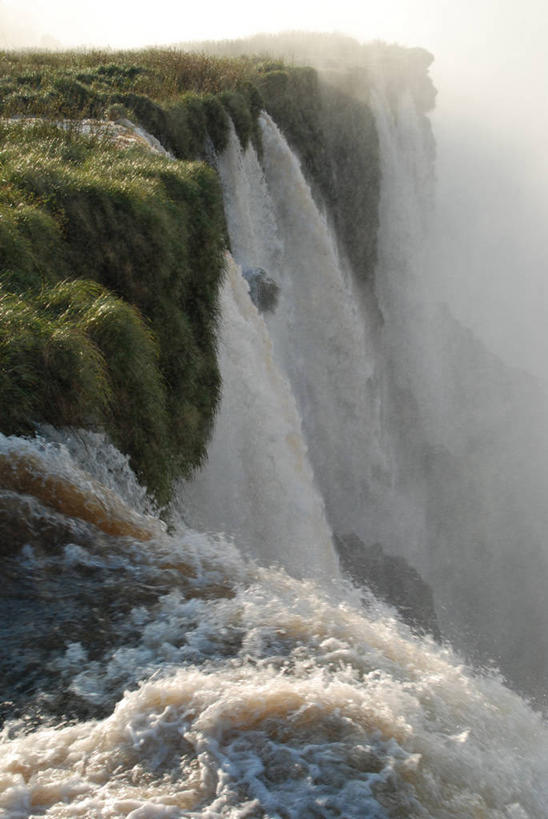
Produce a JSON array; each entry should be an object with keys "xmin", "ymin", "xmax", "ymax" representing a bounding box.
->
[
  {"xmin": 1, "ymin": 0, "xmax": 547, "ymax": 379},
  {"xmin": 1, "ymin": 0, "xmax": 545, "ymax": 69},
  {"xmin": 3, "ymin": 0, "xmax": 457, "ymax": 48}
]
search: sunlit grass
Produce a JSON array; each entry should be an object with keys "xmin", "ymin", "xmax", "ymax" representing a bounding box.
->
[{"xmin": 0, "ymin": 121, "xmax": 226, "ymax": 502}]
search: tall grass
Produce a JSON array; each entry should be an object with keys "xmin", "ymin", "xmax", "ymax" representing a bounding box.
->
[
  {"xmin": 0, "ymin": 121, "xmax": 226, "ymax": 502},
  {"xmin": 0, "ymin": 51, "xmax": 265, "ymax": 502},
  {"xmin": 0, "ymin": 49, "xmax": 269, "ymax": 156}
]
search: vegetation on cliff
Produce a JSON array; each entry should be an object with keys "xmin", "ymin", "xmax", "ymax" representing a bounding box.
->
[
  {"xmin": 257, "ymin": 65, "xmax": 379, "ymax": 283},
  {"xmin": 1, "ymin": 46, "xmax": 384, "ymax": 279},
  {"xmin": 0, "ymin": 119, "xmax": 225, "ymax": 502},
  {"xmin": 0, "ymin": 50, "xmax": 264, "ymax": 156},
  {"xmin": 0, "ymin": 43, "xmax": 393, "ymax": 502}
]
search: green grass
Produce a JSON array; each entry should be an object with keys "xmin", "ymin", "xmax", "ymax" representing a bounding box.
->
[
  {"xmin": 0, "ymin": 40, "xmax": 431, "ymax": 284},
  {"xmin": 0, "ymin": 280, "xmax": 169, "ymax": 488},
  {"xmin": 0, "ymin": 121, "xmax": 226, "ymax": 503},
  {"xmin": 0, "ymin": 46, "xmax": 382, "ymax": 282},
  {"xmin": 0, "ymin": 49, "xmax": 267, "ymax": 158},
  {"xmin": 0, "ymin": 51, "xmax": 267, "ymax": 503}
]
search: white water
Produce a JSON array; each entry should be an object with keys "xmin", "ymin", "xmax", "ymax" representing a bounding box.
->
[
  {"xmin": 184, "ymin": 117, "xmax": 402, "ymax": 559},
  {"xmin": 179, "ymin": 253, "xmax": 336, "ymax": 580},
  {"xmin": 1, "ymin": 431, "xmax": 548, "ymax": 817},
  {"xmin": 258, "ymin": 114, "xmax": 388, "ymax": 541}
]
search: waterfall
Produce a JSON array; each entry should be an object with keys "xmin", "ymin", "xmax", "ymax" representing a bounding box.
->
[
  {"xmin": 370, "ymin": 79, "xmax": 463, "ymax": 453},
  {"xmin": 2, "ymin": 77, "xmax": 548, "ymax": 818},
  {"xmin": 179, "ymin": 253, "xmax": 337, "ymax": 580},
  {"xmin": 182, "ymin": 102, "xmax": 548, "ymax": 702},
  {"xmin": 184, "ymin": 117, "xmax": 401, "ymax": 557},
  {"xmin": 258, "ymin": 113, "xmax": 388, "ymax": 540}
]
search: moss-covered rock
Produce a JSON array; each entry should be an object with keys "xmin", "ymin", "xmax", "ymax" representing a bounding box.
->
[{"xmin": 258, "ymin": 67, "xmax": 380, "ymax": 284}]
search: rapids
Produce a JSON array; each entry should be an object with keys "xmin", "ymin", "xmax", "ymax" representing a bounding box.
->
[{"xmin": 1, "ymin": 433, "xmax": 548, "ymax": 818}]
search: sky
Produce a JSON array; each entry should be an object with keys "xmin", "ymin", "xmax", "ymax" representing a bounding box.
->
[
  {"xmin": 1, "ymin": 0, "xmax": 547, "ymax": 379},
  {"xmin": 2, "ymin": 0, "xmax": 452, "ymax": 49}
]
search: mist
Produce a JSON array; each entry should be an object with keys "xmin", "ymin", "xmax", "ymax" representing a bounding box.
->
[{"xmin": 427, "ymin": 17, "xmax": 548, "ymax": 381}]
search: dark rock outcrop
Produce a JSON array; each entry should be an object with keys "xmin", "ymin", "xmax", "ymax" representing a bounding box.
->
[
  {"xmin": 243, "ymin": 267, "xmax": 280, "ymax": 313},
  {"xmin": 335, "ymin": 533, "xmax": 441, "ymax": 639}
]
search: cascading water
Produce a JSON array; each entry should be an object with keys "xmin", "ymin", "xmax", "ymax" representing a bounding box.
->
[
  {"xmin": 1, "ymin": 430, "xmax": 548, "ymax": 817},
  {"xmin": 258, "ymin": 114, "xmax": 389, "ymax": 541},
  {"xmin": 189, "ymin": 115, "xmax": 404, "ymax": 555},
  {"xmin": 178, "ymin": 252, "xmax": 337, "ymax": 580},
  {"xmin": 2, "ymin": 72, "xmax": 548, "ymax": 818}
]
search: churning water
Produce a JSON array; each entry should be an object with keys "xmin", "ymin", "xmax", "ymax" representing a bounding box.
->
[
  {"xmin": 2, "ymin": 70, "xmax": 548, "ymax": 818},
  {"xmin": 1, "ymin": 431, "xmax": 548, "ymax": 817}
]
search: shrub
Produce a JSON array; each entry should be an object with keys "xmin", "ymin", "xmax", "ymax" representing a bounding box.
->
[{"xmin": 202, "ymin": 93, "xmax": 230, "ymax": 153}]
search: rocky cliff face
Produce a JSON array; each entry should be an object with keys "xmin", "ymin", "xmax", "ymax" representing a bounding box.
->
[{"xmin": 335, "ymin": 533, "xmax": 441, "ymax": 639}]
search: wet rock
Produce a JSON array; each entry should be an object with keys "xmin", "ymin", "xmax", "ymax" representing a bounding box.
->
[
  {"xmin": 242, "ymin": 267, "xmax": 280, "ymax": 313},
  {"xmin": 335, "ymin": 533, "xmax": 441, "ymax": 639}
]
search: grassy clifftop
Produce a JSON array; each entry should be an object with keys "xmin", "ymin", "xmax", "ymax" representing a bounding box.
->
[
  {"xmin": 0, "ymin": 50, "xmax": 272, "ymax": 502},
  {"xmin": 0, "ymin": 50, "xmax": 264, "ymax": 155},
  {"xmin": 0, "ymin": 43, "xmax": 395, "ymax": 502},
  {"xmin": 1, "ymin": 46, "xmax": 385, "ymax": 279}
]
